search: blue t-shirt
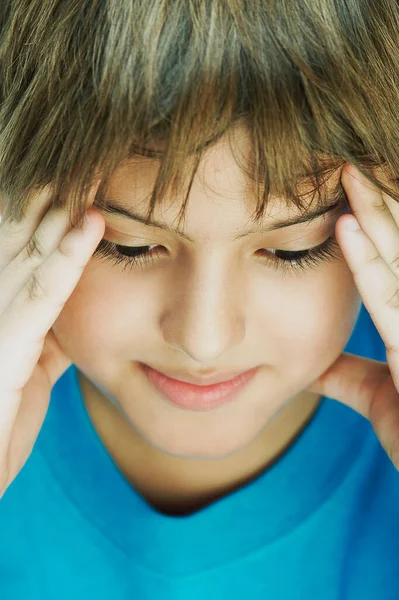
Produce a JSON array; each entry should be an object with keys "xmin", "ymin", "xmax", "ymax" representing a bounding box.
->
[{"xmin": 1, "ymin": 303, "xmax": 399, "ymax": 599}]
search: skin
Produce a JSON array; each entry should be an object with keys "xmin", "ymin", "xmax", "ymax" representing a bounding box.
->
[{"xmin": 51, "ymin": 127, "xmax": 361, "ymax": 515}]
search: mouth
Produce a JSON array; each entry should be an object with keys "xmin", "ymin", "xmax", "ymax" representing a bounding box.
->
[
  {"xmin": 140, "ymin": 363, "xmax": 260, "ymax": 411},
  {"xmin": 141, "ymin": 365, "xmax": 258, "ymax": 386}
]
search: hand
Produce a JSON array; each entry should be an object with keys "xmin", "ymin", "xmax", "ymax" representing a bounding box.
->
[
  {"xmin": 0, "ymin": 185, "xmax": 105, "ymax": 498},
  {"xmin": 306, "ymin": 164, "xmax": 399, "ymax": 470}
]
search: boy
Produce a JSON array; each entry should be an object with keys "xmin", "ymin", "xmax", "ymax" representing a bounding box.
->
[{"xmin": 0, "ymin": 1, "xmax": 399, "ymax": 597}]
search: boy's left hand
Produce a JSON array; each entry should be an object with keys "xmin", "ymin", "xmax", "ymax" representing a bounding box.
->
[{"xmin": 306, "ymin": 163, "xmax": 399, "ymax": 470}]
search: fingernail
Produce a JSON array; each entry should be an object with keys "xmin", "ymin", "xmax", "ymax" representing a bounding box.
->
[{"xmin": 345, "ymin": 216, "xmax": 360, "ymax": 231}]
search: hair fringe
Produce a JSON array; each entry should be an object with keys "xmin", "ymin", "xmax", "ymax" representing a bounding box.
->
[{"xmin": 0, "ymin": 0, "xmax": 399, "ymax": 228}]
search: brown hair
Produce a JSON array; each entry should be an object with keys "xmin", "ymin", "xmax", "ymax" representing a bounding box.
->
[{"xmin": 1, "ymin": 0, "xmax": 399, "ymax": 229}]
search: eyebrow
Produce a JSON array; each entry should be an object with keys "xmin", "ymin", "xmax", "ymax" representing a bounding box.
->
[{"xmin": 96, "ymin": 191, "xmax": 347, "ymax": 243}]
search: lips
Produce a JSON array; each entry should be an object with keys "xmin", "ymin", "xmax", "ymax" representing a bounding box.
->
[
  {"xmin": 140, "ymin": 363, "xmax": 259, "ymax": 411},
  {"xmin": 141, "ymin": 365, "xmax": 256, "ymax": 386}
]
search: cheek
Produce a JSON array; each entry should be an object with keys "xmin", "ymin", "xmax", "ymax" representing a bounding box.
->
[
  {"xmin": 52, "ymin": 255, "xmax": 360, "ymax": 374},
  {"xmin": 52, "ymin": 265, "xmax": 157, "ymax": 357},
  {"xmin": 52, "ymin": 286, "xmax": 111, "ymax": 359},
  {"xmin": 51, "ymin": 266, "xmax": 117, "ymax": 354},
  {"xmin": 255, "ymin": 261, "xmax": 360, "ymax": 376}
]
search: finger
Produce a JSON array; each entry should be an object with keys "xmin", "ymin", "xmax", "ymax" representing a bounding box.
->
[
  {"xmin": 0, "ymin": 182, "xmax": 102, "ymax": 312},
  {"xmin": 366, "ymin": 365, "xmax": 399, "ymax": 470},
  {"xmin": 335, "ymin": 212, "xmax": 399, "ymax": 392},
  {"xmin": 341, "ymin": 165, "xmax": 399, "ymax": 278},
  {"xmin": 0, "ymin": 186, "xmax": 56, "ymax": 266},
  {"xmin": 306, "ymin": 352, "xmax": 389, "ymax": 420},
  {"xmin": 0, "ymin": 179, "xmax": 101, "ymax": 271},
  {"xmin": 0, "ymin": 208, "xmax": 76, "ymax": 314},
  {"xmin": 306, "ymin": 352, "xmax": 399, "ymax": 469},
  {"xmin": 0, "ymin": 210, "xmax": 105, "ymax": 392}
]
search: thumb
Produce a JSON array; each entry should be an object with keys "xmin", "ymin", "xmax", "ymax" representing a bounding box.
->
[
  {"xmin": 40, "ymin": 329, "xmax": 74, "ymax": 389},
  {"xmin": 306, "ymin": 352, "xmax": 389, "ymax": 420}
]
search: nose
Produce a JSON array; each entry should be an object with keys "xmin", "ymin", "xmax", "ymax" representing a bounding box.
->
[{"xmin": 160, "ymin": 257, "xmax": 245, "ymax": 363}]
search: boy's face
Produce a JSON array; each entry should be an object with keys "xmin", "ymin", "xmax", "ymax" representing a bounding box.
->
[{"xmin": 52, "ymin": 128, "xmax": 361, "ymax": 460}]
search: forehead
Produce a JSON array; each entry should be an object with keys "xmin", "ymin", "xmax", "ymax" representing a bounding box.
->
[
  {"xmin": 109, "ymin": 133, "xmax": 343, "ymax": 211},
  {"xmin": 104, "ymin": 156, "xmax": 344, "ymax": 230},
  {"xmin": 97, "ymin": 165, "xmax": 345, "ymax": 246}
]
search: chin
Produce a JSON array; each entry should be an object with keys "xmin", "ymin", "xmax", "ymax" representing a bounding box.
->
[{"xmin": 132, "ymin": 421, "xmax": 255, "ymax": 461}]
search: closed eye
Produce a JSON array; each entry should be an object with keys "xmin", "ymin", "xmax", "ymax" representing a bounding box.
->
[{"xmin": 93, "ymin": 235, "xmax": 341, "ymax": 275}]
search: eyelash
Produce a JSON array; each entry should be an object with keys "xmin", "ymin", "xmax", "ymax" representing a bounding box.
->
[{"xmin": 93, "ymin": 235, "xmax": 341, "ymax": 275}]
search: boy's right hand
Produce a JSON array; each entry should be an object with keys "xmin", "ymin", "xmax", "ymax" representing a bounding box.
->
[{"xmin": 0, "ymin": 186, "xmax": 105, "ymax": 497}]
